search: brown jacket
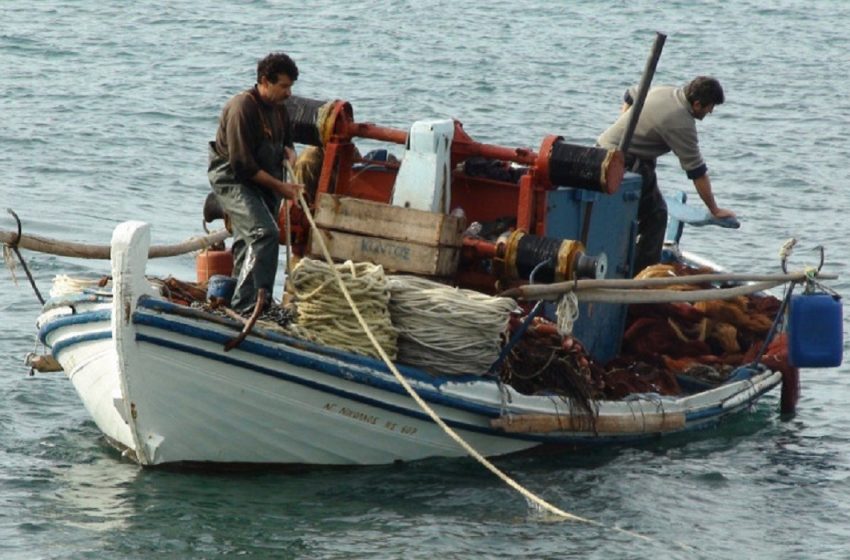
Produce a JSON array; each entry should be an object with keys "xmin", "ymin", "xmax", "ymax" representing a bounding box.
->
[{"xmin": 211, "ymin": 86, "xmax": 294, "ymax": 183}]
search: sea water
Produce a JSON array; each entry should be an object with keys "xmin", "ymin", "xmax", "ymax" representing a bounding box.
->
[{"xmin": 1, "ymin": 1, "xmax": 849, "ymax": 558}]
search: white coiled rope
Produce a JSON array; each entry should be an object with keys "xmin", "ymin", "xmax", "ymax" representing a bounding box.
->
[
  {"xmin": 49, "ymin": 275, "xmax": 109, "ymax": 299},
  {"xmin": 387, "ymin": 275, "xmax": 517, "ymax": 375},
  {"xmin": 288, "ymin": 258, "xmax": 398, "ymax": 359}
]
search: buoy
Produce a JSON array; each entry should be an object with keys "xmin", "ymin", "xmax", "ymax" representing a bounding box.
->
[{"xmin": 196, "ymin": 248, "xmax": 233, "ymax": 283}]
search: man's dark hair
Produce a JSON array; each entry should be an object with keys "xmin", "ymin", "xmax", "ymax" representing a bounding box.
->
[
  {"xmin": 257, "ymin": 52, "xmax": 299, "ymax": 84},
  {"xmin": 685, "ymin": 76, "xmax": 724, "ymax": 106}
]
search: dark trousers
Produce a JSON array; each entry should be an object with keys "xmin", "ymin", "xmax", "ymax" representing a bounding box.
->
[
  {"xmin": 631, "ymin": 158, "xmax": 667, "ymax": 275},
  {"xmin": 210, "ymin": 182, "xmax": 281, "ymax": 312}
]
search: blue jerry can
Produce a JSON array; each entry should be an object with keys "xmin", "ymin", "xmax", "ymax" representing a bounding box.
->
[{"xmin": 788, "ymin": 293, "xmax": 844, "ymax": 367}]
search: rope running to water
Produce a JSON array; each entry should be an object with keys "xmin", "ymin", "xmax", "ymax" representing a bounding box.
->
[{"xmin": 295, "ymin": 190, "xmax": 653, "ymax": 541}]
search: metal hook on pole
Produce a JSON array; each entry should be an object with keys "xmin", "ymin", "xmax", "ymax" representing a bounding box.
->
[
  {"xmin": 5, "ymin": 209, "xmax": 45, "ymax": 305},
  {"xmin": 779, "ymin": 238, "xmax": 824, "ymax": 277},
  {"xmin": 813, "ymin": 245, "xmax": 825, "ymax": 273}
]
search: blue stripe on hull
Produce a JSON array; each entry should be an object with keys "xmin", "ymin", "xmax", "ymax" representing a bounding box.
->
[
  {"xmin": 132, "ymin": 313, "xmax": 503, "ymax": 417},
  {"xmin": 52, "ymin": 330, "xmax": 113, "ymax": 357},
  {"xmin": 38, "ymin": 309, "xmax": 112, "ymax": 345},
  {"xmin": 137, "ymin": 296, "xmax": 485, "ymax": 386},
  {"xmin": 134, "ymin": 332, "xmax": 531, "ymax": 440},
  {"xmin": 38, "ymin": 299, "xmax": 776, "ymax": 447}
]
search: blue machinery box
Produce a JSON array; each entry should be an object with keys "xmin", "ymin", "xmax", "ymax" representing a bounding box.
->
[{"xmin": 544, "ymin": 172, "xmax": 642, "ymax": 362}]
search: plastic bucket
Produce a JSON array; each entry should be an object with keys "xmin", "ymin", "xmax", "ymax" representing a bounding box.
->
[{"xmin": 207, "ymin": 275, "xmax": 237, "ymax": 305}]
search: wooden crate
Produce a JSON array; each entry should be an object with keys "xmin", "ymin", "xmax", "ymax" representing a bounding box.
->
[{"xmin": 308, "ymin": 194, "xmax": 465, "ymax": 276}]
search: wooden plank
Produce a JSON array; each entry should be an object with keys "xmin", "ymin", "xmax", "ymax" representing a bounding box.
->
[
  {"xmin": 314, "ymin": 194, "xmax": 465, "ymax": 247},
  {"xmin": 490, "ymin": 411, "xmax": 686, "ymax": 434},
  {"xmin": 308, "ymin": 229, "xmax": 460, "ymax": 277}
]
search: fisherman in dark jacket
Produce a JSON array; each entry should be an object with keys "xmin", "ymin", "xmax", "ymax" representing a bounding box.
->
[
  {"xmin": 597, "ymin": 76, "xmax": 736, "ymax": 274},
  {"xmin": 208, "ymin": 52, "xmax": 303, "ymax": 312}
]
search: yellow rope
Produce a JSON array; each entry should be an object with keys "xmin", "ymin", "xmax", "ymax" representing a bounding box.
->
[
  {"xmin": 316, "ymin": 101, "xmax": 336, "ymax": 145},
  {"xmin": 289, "ymin": 258, "xmax": 397, "ymax": 359},
  {"xmin": 295, "ymin": 190, "xmax": 656, "ymax": 539}
]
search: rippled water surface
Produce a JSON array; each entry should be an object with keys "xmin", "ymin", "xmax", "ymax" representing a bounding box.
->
[{"xmin": 2, "ymin": 1, "xmax": 849, "ymax": 558}]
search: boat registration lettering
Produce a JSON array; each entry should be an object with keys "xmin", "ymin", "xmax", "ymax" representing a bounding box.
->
[
  {"xmin": 323, "ymin": 402, "xmax": 376, "ymax": 425},
  {"xmin": 359, "ymin": 238, "xmax": 411, "ymax": 261},
  {"xmin": 323, "ymin": 402, "xmax": 417, "ymax": 434}
]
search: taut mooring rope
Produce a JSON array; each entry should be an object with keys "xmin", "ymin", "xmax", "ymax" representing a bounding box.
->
[{"xmin": 295, "ymin": 191, "xmax": 655, "ymax": 542}]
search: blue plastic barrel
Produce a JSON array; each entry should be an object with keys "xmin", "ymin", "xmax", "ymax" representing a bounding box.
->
[
  {"xmin": 788, "ymin": 293, "xmax": 843, "ymax": 367},
  {"xmin": 207, "ymin": 275, "xmax": 237, "ymax": 305}
]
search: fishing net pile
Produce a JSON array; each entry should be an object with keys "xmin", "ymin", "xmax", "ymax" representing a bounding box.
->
[
  {"xmin": 616, "ymin": 263, "xmax": 792, "ymax": 384},
  {"xmin": 288, "ymin": 258, "xmax": 397, "ymax": 359},
  {"xmin": 502, "ymin": 263, "xmax": 791, "ymax": 403},
  {"xmin": 386, "ymin": 275, "xmax": 517, "ymax": 376},
  {"xmin": 500, "ymin": 317, "xmax": 601, "ymax": 420}
]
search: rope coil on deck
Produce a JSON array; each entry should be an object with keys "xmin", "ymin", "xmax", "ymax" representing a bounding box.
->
[
  {"xmin": 288, "ymin": 258, "xmax": 398, "ymax": 359},
  {"xmin": 386, "ymin": 275, "xmax": 517, "ymax": 375},
  {"xmin": 50, "ymin": 275, "xmax": 110, "ymax": 299}
]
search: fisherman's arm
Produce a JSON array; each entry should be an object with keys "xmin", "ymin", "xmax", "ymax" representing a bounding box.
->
[
  {"xmin": 227, "ymin": 102, "xmax": 301, "ymax": 200},
  {"xmin": 664, "ymin": 125, "xmax": 735, "ymax": 218},
  {"xmin": 251, "ymin": 169, "xmax": 302, "ymax": 200},
  {"xmin": 692, "ymin": 173, "xmax": 735, "ymax": 219}
]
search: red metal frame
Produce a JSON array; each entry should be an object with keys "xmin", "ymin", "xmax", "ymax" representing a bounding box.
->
[
  {"xmin": 313, "ymin": 102, "xmax": 560, "ymax": 232},
  {"xmin": 285, "ymin": 99, "xmax": 624, "ymax": 290}
]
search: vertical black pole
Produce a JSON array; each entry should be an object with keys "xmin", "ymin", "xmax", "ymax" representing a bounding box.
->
[{"xmin": 619, "ymin": 32, "xmax": 667, "ymax": 155}]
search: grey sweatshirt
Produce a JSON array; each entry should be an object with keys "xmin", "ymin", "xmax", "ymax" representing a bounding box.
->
[{"xmin": 597, "ymin": 85, "xmax": 708, "ymax": 180}]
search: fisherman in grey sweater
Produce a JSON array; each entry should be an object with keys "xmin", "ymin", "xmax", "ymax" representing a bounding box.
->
[{"xmin": 597, "ymin": 76, "xmax": 735, "ymax": 274}]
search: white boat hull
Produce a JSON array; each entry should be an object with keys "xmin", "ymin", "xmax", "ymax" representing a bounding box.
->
[{"xmin": 36, "ymin": 222, "xmax": 784, "ymax": 467}]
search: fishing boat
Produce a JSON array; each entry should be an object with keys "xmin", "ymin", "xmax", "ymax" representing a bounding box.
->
[{"xmin": 25, "ymin": 91, "xmax": 843, "ymax": 468}]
